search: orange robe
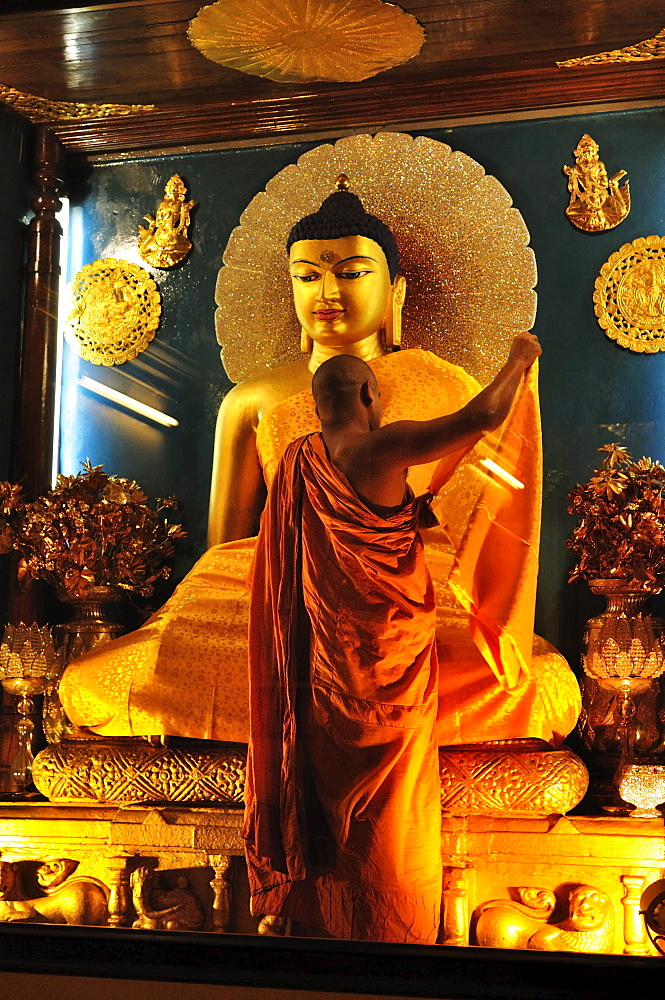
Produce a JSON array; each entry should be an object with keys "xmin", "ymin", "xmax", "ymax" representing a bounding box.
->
[
  {"xmin": 244, "ymin": 433, "xmax": 442, "ymax": 944},
  {"xmin": 59, "ymin": 350, "xmax": 580, "ymax": 746}
]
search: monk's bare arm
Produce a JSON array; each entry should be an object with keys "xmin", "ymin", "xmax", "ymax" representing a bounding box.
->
[
  {"xmin": 368, "ymin": 333, "xmax": 540, "ymax": 469},
  {"xmin": 333, "ymin": 334, "xmax": 540, "ymax": 507}
]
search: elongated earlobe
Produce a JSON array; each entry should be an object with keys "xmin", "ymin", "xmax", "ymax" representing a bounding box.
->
[
  {"xmin": 383, "ymin": 275, "xmax": 406, "ymax": 349},
  {"xmin": 301, "ymin": 327, "xmax": 313, "ymax": 353}
]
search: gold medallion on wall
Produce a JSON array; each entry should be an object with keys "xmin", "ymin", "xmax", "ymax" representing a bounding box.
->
[
  {"xmin": 65, "ymin": 258, "xmax": 161, "ymax": 366},
  {"xmin": 594, "ymin": 236, "xmax": 665, "ymax": 353}
]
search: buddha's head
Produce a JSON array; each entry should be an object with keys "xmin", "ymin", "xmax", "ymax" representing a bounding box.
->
[{"xmin": 287, "ymin": 179, "xmax": 406, "ymax": 356}]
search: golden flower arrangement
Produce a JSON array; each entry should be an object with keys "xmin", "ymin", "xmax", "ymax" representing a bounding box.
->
[
  {"xmin": 0, "ymin": 461, "xmax": 185, "ymax": 599},
  {"xmin": 567, "ymin": 443, "xmax": 665, "ymax": 587}
]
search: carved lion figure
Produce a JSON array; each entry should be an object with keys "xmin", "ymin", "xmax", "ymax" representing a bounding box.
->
[
  {"xmin": 475, "ymin": 884, "xmax": 614, "ymax": 954},
  {"xmin": 0, "ymin": 860, "xmax": 18, "ymax": 900},
  {"xmin": 0, "ymin": 857, "xmax": 109, "ymax": 925}
]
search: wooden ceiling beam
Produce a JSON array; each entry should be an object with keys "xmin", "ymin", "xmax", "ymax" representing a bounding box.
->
[{"xmin": 49, "ymin": 61, "xmax": 665, "ymax": 156}]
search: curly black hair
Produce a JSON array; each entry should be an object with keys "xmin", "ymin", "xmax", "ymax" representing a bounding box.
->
[{"xmin": 286, "ymin": 190, "xmax": 399, "ymax": 281}]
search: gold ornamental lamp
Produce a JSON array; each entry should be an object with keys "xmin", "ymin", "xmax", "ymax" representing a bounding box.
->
[
  {"xmin": 0, "ymin": 624, "xmax": 62, "ymax": 790},
  {"xmin": 567, "ymin": 443, "xmax": 665, "ymax": 811}
]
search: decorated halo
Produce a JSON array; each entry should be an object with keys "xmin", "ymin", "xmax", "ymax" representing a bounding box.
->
[{"xmin": 215, "ymin": 132, "xmax": 537, "ymax": 386}]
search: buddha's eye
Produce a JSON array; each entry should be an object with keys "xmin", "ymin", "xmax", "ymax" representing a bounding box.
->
[
  {"xmin": 336, "ymin": 269, "xmax": 372, "ymax": 279},
  {"xmin": 292, "ymin": 273, "xmax": 320, "ymax": 282}
]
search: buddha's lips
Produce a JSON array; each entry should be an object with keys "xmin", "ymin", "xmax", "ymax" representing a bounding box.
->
[{"xmin": 314, "ymin": 309, "xmax": 345, "ymax": 320}]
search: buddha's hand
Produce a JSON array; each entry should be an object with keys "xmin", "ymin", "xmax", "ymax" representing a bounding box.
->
[{"xmin": 507, "ymin": 332, "xmax": 541, "ymax": 371}]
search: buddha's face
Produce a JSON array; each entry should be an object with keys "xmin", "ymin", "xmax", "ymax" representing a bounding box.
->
[{"xmin": 289, "ymin": 235, "xmax": 394, "ymax": 349}]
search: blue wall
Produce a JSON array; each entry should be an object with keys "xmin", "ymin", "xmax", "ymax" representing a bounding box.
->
[{"xmin": 59, "ymin": 107, "xmax": 665, "ymax": 665}]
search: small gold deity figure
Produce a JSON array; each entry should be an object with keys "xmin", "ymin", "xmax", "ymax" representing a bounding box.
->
[
  {"xmin": 138, "ymin": 174, "xmax": 195, "ymax": 268},
  {"xmin": 563, "ymin": 135, "xmax": 630, "ymax": 232}
]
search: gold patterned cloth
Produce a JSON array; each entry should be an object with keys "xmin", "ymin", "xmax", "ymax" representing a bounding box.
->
[{"xmin": 60, "ymin": 350, "xmax": 580, "ymax": 745}]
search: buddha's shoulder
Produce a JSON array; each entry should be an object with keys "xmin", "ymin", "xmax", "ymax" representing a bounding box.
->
[
  {"xmin": 221, "ymin": 359, "xmax": 312, "ymax": 414},
  {"xmin": 374, "ymin": 348, "xmax": 482, "ymax": 392}
]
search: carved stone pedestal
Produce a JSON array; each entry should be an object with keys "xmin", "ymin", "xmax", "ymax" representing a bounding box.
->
[
  {"xmin": 439, "ymin": 739, "xmax": 589, "ymax": 816},
  {"xmin": 441, "ymin": 814, "xmax": 663, "ymax": 956},
  {"xmin": 14, "ymin": 737, "xmax": 652, "ymax": 955},
  {"xmin": 0, "ymin": 802, "xmax": 254, "ymax": 934},
  {"xmin": 0, "ymin": 803, "xmax": 661, "ymax": 955},
  {"xmin": 32, "ymin": 739, "xmax": 246, "ymax": 804}
]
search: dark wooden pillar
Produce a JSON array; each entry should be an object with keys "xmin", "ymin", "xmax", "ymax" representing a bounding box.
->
[
  {"xmin": 8, "ymin": 125, "xmax": 64, "ymax": 625},
  {"xmin": 14, "ymin": 124, "xmax": 63, "ymax": 495}
]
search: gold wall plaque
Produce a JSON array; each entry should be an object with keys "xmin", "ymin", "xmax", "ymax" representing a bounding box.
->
[
  {"xmin": 138, "ymin": 175, "xmax": 195, "ymax": 268},
  {"xmin": 0, "ymin": 83, "xmax": 154, "ymax": 124},
  {"xmin": 563, "ymin": 135, "xmax": 629, "ymax": 232},
  {"xmin": 594, "ymin": 236, "xmax": 665, "ymax": 353},
  {"xmin": 188, "ymin": 0, "xmax": 424, "ymax": 84},
  {"xmin": 65, "ymin": 259, "xmax": 161, "ymax": 366}
]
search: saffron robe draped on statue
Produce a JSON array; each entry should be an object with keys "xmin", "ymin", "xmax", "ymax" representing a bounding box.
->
[
  {"xmin": 59, "ymin": 350, "xmax": 580, "ymax": 745},
  {"xmin": 244, "ymin": 433, "xmax": 442, "ymax": 944}
]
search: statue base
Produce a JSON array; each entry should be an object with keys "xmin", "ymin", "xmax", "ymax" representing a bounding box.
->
[
  {"xmin": 32, "ymin": 738, "xmax": 587, "ymax": 817},
  {"xmin": 8, "ymin": 736, "xmax": 654, "ymax": 953},
  {"xmin": 0, "ymin": 801, "xmax": 660, "ymax": 954},
  {"xmin": 32, "ymin": 738, "xmax": 246, "ymax": 804}
]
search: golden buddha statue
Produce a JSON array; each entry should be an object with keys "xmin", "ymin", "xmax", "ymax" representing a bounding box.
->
[{"xmin": 60, "ymin": 139, "xmax": 580, "ymax": 750}]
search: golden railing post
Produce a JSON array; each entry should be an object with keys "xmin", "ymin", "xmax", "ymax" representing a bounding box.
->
[
  {"xmin": 621, "ymin": 873, "xmax": 649, "ymax": 955},
  {"xmin": 442, "ymin": 865, "xmax": 469, "ymax": 946},
  {"xmin": 209, "ymin": 853, "xmax": 233, "ymax": 932},
  {"xmin": 106, "ymin": 855, "xmax": 133, "ymax": 927}
]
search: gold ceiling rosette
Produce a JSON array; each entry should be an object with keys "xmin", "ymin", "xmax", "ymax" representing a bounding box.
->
[
  {"xmin": 215, "ymin": 132, "xmax": 537, "ymax": 386},
  {"xmin": 594, "ymin": 236, "xmax": 665, "ymax": 353},
  {"xmin": 188, "ymin": 0, "xmax": 424, "ymax": 83}
]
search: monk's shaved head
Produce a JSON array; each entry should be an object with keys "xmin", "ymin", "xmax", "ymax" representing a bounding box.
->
[{"xmin": 311, "ymin": 355, "xmax": 378, "ymax": 420}]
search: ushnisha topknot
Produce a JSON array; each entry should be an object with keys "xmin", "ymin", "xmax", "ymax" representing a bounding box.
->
[{"xmin": 286, "ymin": 176, "xmax": 400, "ymax": 281}]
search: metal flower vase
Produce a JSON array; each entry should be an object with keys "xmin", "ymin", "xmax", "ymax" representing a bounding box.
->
[
  {"xmin": 578, "ymin": 579, "xmax": 665, "ymax": 812},
  {"xmin": 43, "ymin": 585, "xmax": 125, "ymax": 742}
]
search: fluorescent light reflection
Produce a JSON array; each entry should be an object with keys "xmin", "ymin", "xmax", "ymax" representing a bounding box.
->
[
  {"xmin": 79, "ymin": 376, "xmax": 179, "ymax": 428},
  {"xmin": 52, "ymin": 196, "xmax": 71, "ymax": 486},
  {"xmin": 479, "ymin": 457, "xmax": 524, "ymax": 490}
]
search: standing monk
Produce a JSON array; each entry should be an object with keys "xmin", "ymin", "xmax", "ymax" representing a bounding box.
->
[{"xmin": 243, "ymin": 332, "xmax": 541, "ymax": 945}]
